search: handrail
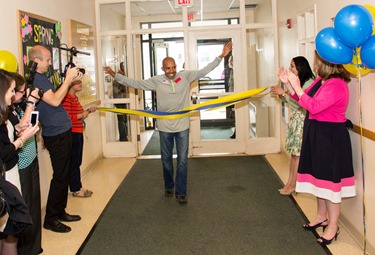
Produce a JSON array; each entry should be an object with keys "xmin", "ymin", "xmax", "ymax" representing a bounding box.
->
[{"xmin": 351, "ymin": 124, "xmax": 375, "ymax": 141}]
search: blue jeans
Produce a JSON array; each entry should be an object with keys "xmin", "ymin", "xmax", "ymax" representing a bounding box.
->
[{"xmin": 159, "ymin": 129, "xmax": 189, "ymax": 196}]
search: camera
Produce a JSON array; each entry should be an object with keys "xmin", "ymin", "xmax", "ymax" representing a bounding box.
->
[
  {"xmin": 25, "ymin": 61, "xmax": 44, "ymax": 100},
  {"xmin": 25, "ymin": 61, "xmax": 37, "ymax": 87},
  {"xmin": 62, "ymin": 62, "xmax": 85, "ymax": 77},
  {"xmin": 79, "ymin": 68, "xmax": 86, "ymax": 75}
]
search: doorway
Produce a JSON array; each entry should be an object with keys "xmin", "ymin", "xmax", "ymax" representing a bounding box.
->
[
  {"xmin": 97, "ymin": 0, "xmax": 279, "ymax": 158},
  {"xmin": 140, "ymin": 33, "xmax": 240, "ymax": 156},
  {"xmin": 186, "ymin": 30, "xmax": 248, "ymax": 156}
]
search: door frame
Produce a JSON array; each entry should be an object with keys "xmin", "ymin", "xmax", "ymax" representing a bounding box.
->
[{"xmin": 187, "ymin": 29, "xmax": 249, "ymax": 156}]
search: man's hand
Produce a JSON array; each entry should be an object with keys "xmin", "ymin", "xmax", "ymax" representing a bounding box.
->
[
  {"xmin": 219, "ymin": 42, "xmax": 233, "ymax": 58},
  {"xmin": 65, "ymin": 66, "xmax": 80, "ymax": 84},
  {"xmin": 103, "ymin": 66, "xmax": 116, "ymax": 77}
]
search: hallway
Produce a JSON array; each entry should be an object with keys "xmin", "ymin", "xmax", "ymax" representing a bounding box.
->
[{"xmin": 41, "ymin": 153, "xmax": 363, "ymax": 255}]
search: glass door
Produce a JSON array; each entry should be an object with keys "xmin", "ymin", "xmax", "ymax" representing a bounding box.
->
[
  {"xmin": 143, "ymin": 42, "xmax": 169, "ymax": 131},
  {"xmin": 188, "ymin": 30, "xmax": 246, "ymax": 155}
]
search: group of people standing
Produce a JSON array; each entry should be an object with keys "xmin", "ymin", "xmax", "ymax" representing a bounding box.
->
[
  {"xmin": 271, "ymin": 51, "xmax": 356, "ymax": 245},
  {"xmin": 0, "ymin": 39, "xmax": 356, "ymax": 254},
  {"xmin": 0, "ymin": 44, "xmax": 96, "ymax": 255}
]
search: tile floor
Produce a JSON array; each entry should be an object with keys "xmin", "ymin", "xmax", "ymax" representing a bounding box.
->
[{"xmin": 40, "ymin": 152, "xmax": 364, "ymax": 255}]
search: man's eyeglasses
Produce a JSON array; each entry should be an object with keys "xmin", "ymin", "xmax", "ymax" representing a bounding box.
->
[{"xmin": 16, "ymin": 90, "xmax": 26, "ymax": 95}]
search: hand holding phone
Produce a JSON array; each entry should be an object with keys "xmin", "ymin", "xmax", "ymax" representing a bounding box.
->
[{"xmin": 30, "ymin": 111, "xmax": 39, "ymax": 126}]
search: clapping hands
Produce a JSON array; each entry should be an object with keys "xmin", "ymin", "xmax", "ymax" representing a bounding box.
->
[
  {"xmin": 277, "ymin": 67, "xmax": 289, "ymax": 84},
  {"xmin": 276, "ymin": 67, "xmax": 301, "ymax": 96}
]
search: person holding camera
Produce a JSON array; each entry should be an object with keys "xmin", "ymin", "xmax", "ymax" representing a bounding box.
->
[
  {"xmin": 0, "ymin": 69, "xmax": 39, "ymax": 255},
  {"xmin": 62, "ymin": 79, "xmax": 96, "ymax": 198},
  {"xmin": 8, "ymin": 72, "xmax": 43, "ymax": 255},
  {"xmin": 28, "ymin": 45, "xmax": 81, "ymax": 233}
]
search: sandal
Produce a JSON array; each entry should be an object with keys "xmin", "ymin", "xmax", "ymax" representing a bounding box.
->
[{"xmin": 72, "ymin": 189, "xmax": 93, "ymax": 198}]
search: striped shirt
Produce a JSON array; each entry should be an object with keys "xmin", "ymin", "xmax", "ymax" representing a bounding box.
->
[{"xmin": 62, "ymin": 94, "xmax": 85, "ymax": 133}]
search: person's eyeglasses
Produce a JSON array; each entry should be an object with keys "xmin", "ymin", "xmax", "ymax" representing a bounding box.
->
[{"xmin": 16, "ymin": 90, "xmax": 26, "ymax": 95}]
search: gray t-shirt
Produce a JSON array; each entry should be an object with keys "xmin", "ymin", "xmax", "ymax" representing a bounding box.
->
[
  {"xmin": 114, "ymin": 57, "xmax": 222, "ymax": 132},
  {"xmin": 34, "ymin": 73, "xmax": 72, "ymax": 136}
]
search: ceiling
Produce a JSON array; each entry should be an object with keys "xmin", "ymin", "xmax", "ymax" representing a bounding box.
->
[{"xmin": 107, "ymin": 0, "xmax": 262, "ymax": 17}]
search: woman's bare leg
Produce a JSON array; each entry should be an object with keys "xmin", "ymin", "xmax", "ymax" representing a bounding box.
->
[
  {"xmin": 1, "ymin": 235, "xmax": 17, "ymax": 255},
  {"xmin": 318, "ymin": 200, "xmax": 340, "ymax": 241}
]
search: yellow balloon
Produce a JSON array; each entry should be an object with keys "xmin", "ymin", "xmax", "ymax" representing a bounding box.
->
[
  {"xmin": 0, "ymin": 50, "xmax": 18, "ymax": 72},
  {"xmin": 343, "ymin": 48, "xmax": 372, "ymax": 77},
  {"xmin": 364, "ymin": 5, "xmax": 375, "ymax": 35}
]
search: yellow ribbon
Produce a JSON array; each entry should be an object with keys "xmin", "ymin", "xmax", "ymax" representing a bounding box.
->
[{"xmin": 98, "ymin": 87, "xmax": 267, "ymax": 119}]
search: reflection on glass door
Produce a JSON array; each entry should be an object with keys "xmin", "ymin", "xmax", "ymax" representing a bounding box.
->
[
  {"xmin": 196, "ymin": 39, "xmax": 235, "ymax": 140},
  {"xmin": 101, "ymin": 35, "xmax": 132, "ymax": 143}
]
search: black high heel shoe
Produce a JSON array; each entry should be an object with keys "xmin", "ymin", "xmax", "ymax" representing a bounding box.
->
[
  {"xmin": 317, "ymin": 227, "xmax": 340, "ymax": 245},
  {"xmin": 302, "ymin": 219, "xmax": 328, "ymax": 231}
]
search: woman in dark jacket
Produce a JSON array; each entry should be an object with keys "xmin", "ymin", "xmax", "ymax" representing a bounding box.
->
[{"xmin": 0, "ymin": 69, "xmax": 39, "ymax": 255}]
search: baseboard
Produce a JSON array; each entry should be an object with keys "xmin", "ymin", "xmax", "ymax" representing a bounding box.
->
[
  {"xmin": 340, "ymin": 214, "xmax": 370, "ymax": 254},
  {"xmin": 81, "ymin": 156, "xmax": 104, "ymax": 179},
  {"xmin": 280, "ymin": 148, "xmax": 291, "ymax": 160}
]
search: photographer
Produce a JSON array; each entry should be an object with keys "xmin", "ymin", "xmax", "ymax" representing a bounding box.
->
[
  {"xmin": 9, "ymin": 72, "xmax": 43, "ymax": 255},
  {"xmin": 28, "ymin": 45, "xmax": 81, "ymax": 233},
  {"xmin": 0, "ymin": 69, "xmax": 37, "ymax": 255}
]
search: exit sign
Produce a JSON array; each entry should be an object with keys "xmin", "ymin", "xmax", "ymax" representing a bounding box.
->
[{"xmin": 175, "ymin": 0, "xmax": 193, "ymax": 7}]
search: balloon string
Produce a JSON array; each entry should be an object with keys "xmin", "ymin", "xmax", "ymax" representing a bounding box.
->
[{"xmin": 357, "ymin": 66, "xmax": 367, "ymax": 254}]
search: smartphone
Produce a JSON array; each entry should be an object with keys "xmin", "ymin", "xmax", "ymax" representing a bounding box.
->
[{"xmin": 30, "ymin": 111, "xmax": 39, "ymax": 126}]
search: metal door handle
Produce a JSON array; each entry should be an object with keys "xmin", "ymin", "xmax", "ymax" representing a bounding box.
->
[{"xmin": 191, "ymin": 92, "xmax": 198, "ymax": 104}]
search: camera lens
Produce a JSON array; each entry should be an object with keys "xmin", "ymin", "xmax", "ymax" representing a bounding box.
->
[{"xmin": 79, "ymin": 68, "xmax": 86, "ymax": 75}]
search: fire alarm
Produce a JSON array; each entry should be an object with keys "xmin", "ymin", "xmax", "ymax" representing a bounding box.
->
[{"xmin": 286, "ymin": 19, "xmax": 292, "ymax": 29}]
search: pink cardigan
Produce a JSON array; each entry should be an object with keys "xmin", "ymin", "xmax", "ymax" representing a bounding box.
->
[{"xmin": 290, "ymin": 77, "xmax": 349, "ymax": 123}]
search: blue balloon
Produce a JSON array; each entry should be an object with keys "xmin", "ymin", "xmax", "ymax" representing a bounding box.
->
[
  {"xmin": 334, "ymin": 5, "xmax": 374, "ymax": 48},
  {"xmin": 315, "ymin": 27, "xmax": 353, "ymax": 64},
  {"xmin": 360, "ymin": 35, "xmax": 375, "ymax": 69}
]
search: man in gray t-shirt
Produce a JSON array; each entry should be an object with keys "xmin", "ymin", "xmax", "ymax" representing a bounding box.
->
[{"xmin": 104, "ymin": 42, "xmax": 232, "ymax": 204}]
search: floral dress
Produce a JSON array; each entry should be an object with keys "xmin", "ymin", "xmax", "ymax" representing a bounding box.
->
[{"xmin": 283, "ymin": 79, "xmax": 313, "ymax": 156}]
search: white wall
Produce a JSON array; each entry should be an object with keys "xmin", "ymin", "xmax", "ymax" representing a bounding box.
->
[
  {"xmin": 2, "ymin": 0, "xmax": 374, "ymax": 251},
  {"xmin": 277, "ymin": 0, "xmax": 375, "ymax": 252},
  {"xmin": 0, "ymin": 0, "xmax": 102, "ymax": 216}
]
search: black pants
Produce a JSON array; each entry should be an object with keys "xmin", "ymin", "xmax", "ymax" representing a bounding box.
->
[
  {"xmin": 43, "ymin": 130, "xmax": 72, "ymax": 223},
  {"xmin": 18, "ymin": 158, "xmax": 42, "ymax": 255},
  {"xmin": 69, "ymin": 132, "xmax": 83, "ymax": 192},
  {"xmin": 115, "ymin": 104, "xmax": 128, "ymax": 141}
]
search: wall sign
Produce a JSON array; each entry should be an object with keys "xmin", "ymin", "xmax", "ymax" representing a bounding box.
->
[
  {"xmin": 175, "ymin": 0, "xmax": 193, "ymax": 8},
  {"xmin": 18, "ymin": 10, "xmax": 61, "ymax": 86}
]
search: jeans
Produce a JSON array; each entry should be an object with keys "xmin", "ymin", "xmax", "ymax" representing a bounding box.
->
[
  {"xmin": 115, "ymin": 104, "xmax": 128, "ymax": 141},
  {"xmin": 159, "ymin": 129, "xmax": 189, "ymax": 196}
]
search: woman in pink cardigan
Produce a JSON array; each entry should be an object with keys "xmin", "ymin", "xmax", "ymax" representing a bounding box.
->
[{"xmin": 283, "ymin": 51, "xmax": 356, "ymax": 245}]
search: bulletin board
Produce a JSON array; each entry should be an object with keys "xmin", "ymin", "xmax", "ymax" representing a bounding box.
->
[{"xmin": 18, "ymin": 10, "xmax": 62, "ymax": 86}]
